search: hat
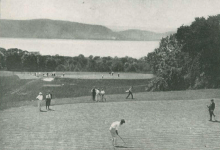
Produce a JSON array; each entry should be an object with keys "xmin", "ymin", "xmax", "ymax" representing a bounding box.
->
[
  {"xmin": 121, "ymin": 119, "xmax": 125, "ymax": 124},
  {"xmin": 39, "ymin": 92, "xmax": 42, "ymax": 95},
  {"xmin": 211, "ymin": 99, "xmax": 214, "ymax": 101}
]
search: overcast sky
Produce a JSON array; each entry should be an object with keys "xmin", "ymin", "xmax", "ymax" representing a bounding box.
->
[{"xmin": 1, "ymin": 0, "xmax": 220, "ymax": 32}]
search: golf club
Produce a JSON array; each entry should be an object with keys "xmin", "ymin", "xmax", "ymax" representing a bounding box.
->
[{"xmin": 118, "ymin": 134, "xmax": 126, "ymax": 144}]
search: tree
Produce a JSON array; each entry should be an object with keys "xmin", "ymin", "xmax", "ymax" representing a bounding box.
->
[
  {"xmin": 0, "ymin": 48, "xmax": 7, "ymax": 69},
  {"xmin": 45, "ymin": 56, "xmax": 57, "ymax": 71},
  {"xmin": 6, "ymin": 48, "xmax": 23, "ymax": 71},
  {"xmin": 22, "ymin": 54, "xmax": 38, "ymax": 71},
  {"xmin": 177, "ymin": 14, "xmax": 220, "ymax": 88},
  {"xmin": 147, "ymin": 34, "xmax": 186, "ymax": 91}
]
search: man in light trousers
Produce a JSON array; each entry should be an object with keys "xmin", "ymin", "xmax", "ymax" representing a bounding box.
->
[
  {"xmin": 109, "ymin": 119, "xmax": 125, "ymax": 146},
  {"xmin": 36, "ymin": 92, "xmax": 43, "ymax": 112}
]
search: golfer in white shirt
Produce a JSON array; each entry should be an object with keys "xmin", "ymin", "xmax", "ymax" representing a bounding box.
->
[
  {"xmin": 109, "ymin": 119, "xmax": 125, "ymax": 146},
  {"xmin": 100, "ymin": 89, "xmax": 106, "ymax": 101},
  {"xmin": 36, "ymin": 92, "xmax": 43, "ymax": 111},
  {"xmin": 95, "ymin": 88, "xmax": 100, "ymax": 102}
]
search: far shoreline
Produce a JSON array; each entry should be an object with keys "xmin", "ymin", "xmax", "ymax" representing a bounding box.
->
[{"xmin": 0, "ymin": 37, "xmax": 161, "ymax": 42}]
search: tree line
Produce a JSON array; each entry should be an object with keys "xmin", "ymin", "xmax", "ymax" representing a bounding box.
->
[
  {"xmin": 146, "ymin": 14, "xmax": 220, "ymax": 91},
  {"xmin": 0, "ymin": 48, "xmax": 151, "ymax": 73}
]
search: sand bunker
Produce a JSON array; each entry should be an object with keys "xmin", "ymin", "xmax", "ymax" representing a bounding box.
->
[
  {"xmin": 42, "ymin": 78, "xmax": 54, "ymax": 82},
  {"xmin": 43, "ymin": 84, "xmax": 61, "ymax": 87}
]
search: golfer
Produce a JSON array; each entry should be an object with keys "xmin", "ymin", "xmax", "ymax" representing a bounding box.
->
[
  {"xmin": 95, "ymin": 88, "xmax": 101, "ymax": 102},
  {"xmin": 46, "ymin": 91, "xmax": 52, "ymax": 110},
  {"xmin": 91, "ymin": 87, "xmax": 96, "ymax": 101},
  {"xmin": 100, "ymin": 88, "xmax": 106, "ymax": 101},
  {"xmin": 126, "ymin": 86, "xmax": 133, "ymax": 99},
  {"xmin": 109, "ymin": 119, "xmax": 125, "ymax": 146},
  {"xmin": 207, "ymin": 99, "xmax": 215, "ymax": 121},
  {"xmin": 36, "ymin": 92, "xmax": 43, "ymax": 112}
]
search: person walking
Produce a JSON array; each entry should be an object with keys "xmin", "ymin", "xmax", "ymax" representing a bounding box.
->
[
  {"xmin": 109, "ymin": 119, "xmax": 125, "ymax": 147},
  {"xmin": 126, "ymin": 86, "xmax": 133, "ymax": 99},
  {"xmin": 207, "ymin": 99, "xmax": 215, "ymax": 121},
  {"xmin": 91, "ymin": 86, "xmax": 96, "ymax": 101},
  {"xmin": 36, "ymin": 92, "xmax": 43, "ymax": 112},
  {"xmin": 46, "ymin": 91, "xmax": 52, "ymax": 110}
]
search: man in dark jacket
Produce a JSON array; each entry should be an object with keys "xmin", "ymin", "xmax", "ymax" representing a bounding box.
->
[
  {"xmin": 207, "ymin": 99, "xmax": 215, "ymax": 121},
  {"xmin": 91, "ymin": 86, "xmax": 96, "ymax": 101},
  {"xmin": 46, "ymin": 91, "xmax": 52, "ymax": 110}
]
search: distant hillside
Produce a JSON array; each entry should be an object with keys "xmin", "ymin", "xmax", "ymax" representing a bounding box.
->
[
  {"xmin": 0, "ymin": 19, "xmax": 175, "ymax": 41},
  {"xmin": 117, "ymin": 29, "xmax": 174, "ymax": 41},
  {"xmin": 0, "ymin": 19, "xmax": 117, "ymax": 40}
]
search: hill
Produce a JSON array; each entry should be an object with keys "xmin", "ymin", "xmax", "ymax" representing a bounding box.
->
[
  {"xmin": 0, "ymin": 19, "xmax": 174, "ymax": 41},
  {"xmin": 117, "ymin": 29, "xmax": 174, "ymax": 41},
  {"xmin": 0, "ymin": 19, "xmax": 117, "ymax": 40}
]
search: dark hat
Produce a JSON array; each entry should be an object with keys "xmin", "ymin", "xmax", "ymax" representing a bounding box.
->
[
  {"xmin": 211, "ymin": 99, "xmax": 214, "ymax": 101},
  {"xmin": 121, "ymin": 119, "xmax": 125, "ymax": 124}
]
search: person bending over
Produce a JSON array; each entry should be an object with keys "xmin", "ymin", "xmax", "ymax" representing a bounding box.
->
[{"xmin": 109, "ymin": 119, "xmax": 125, "ymax": 146}]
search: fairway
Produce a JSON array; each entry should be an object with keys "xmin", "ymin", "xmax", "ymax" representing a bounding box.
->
[
  {"xmin": 0, "ymin": 71, "xmax": 154, "ymax": 80},
  {"xmin": 0, "ymin": 97, "xmax": 219, "ymax": 150}
]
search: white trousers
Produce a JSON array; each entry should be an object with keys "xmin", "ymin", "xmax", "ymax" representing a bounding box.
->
[{"xmin": 38, "ymin": 100, "xmax": 42, "ymax": 111}]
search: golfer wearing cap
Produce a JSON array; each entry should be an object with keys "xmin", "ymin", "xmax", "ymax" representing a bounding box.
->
[
  {"xmin": 109, "ymin": 119, "xmax": 125, "ymax": 146},
  {"xmin": 36, "ymin": 92, "xmax": 43, "ymax": 112},
  {"xmin": 207, "ymin": 99, "xmax": 215, "ymax": 121}
]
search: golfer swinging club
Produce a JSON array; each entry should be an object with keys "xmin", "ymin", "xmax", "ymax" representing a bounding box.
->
[{"xmin": 109, "ymin": 119, "xmax": 125, "ymax": 146}]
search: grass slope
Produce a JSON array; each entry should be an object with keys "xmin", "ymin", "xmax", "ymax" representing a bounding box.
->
[
  {"xmin": 1, "ymin": 72, "xmax": 220, "ymax": 110},
  {"xmin": 0, "ymin": 73, "xmax": 150, "ymax": 109}
]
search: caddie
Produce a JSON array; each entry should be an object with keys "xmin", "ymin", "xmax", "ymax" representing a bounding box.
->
[{"xmin": 207, "ymin": 99, "xmax": 215, "ymax": 121}]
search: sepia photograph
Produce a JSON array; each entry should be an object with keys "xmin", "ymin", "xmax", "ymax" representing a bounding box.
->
[{"xmin": 0, "ymin": 0, "xmax": 220, "ymax": 149}]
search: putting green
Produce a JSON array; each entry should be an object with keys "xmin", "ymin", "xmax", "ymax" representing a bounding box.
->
[{"xmin": 0, "ymin": 98, "xmax": 219, "ymax": 150}]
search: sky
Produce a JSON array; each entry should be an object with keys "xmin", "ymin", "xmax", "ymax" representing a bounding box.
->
[{"xmin": 1, "ymin": 0, "xmax": 220, "ymax": 32}]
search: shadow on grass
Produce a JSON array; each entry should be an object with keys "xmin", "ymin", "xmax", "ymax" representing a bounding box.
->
[
  {"xmin": 212, "ymin": 120, "xmax": 220, "ymax": 123},
  {"xmin": 48, "ymin": 109, "xmax": 55, "ymax": 111},
  {"xmin": 115, "ymin": 146, "xmax": 135, "ymax": 148},
  {"xmin": 40, "ymin": 110, "xmax": 47, "ymax": 112}
]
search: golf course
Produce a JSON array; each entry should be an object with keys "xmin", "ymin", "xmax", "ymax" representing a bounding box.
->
[{"xmin": 0, "ymin": 71, "xmax": 220, "ymax": 150}]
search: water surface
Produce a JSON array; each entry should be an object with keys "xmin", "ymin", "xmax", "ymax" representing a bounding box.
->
[{"xmin": 0, "ymin": 38, "xmax": 159, "ymax": 58}]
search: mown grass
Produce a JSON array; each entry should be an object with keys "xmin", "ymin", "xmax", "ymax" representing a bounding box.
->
[
  {"xmin": 0, "ymin": 96, "xmax": 220, "ymax": 150},
  {"xmin": 0, "ymin": 71, "xmax": 154, "ymax": 79}
]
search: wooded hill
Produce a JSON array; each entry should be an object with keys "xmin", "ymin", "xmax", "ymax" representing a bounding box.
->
[{"xmin": 0, "ymin": 19, "xmax": 173, "ymax": 41}]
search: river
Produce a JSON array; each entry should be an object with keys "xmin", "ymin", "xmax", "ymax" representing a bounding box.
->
[{"xmin": 0, "ymin": 38, "xmax": 159, "ymax": 58}]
